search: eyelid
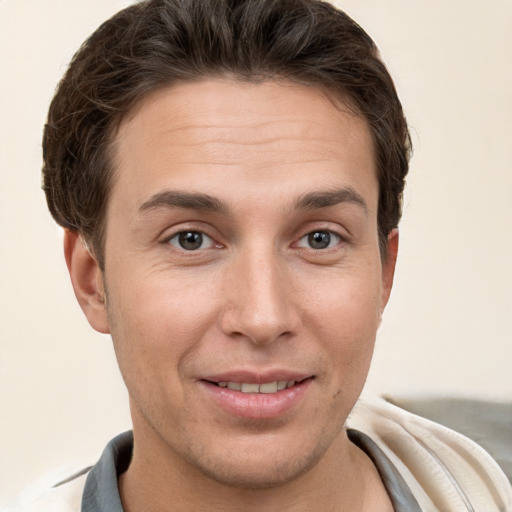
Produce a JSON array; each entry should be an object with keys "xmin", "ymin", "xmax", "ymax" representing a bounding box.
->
[
  {"xmin": 160, "ymin": 224, "xmax": 223, "ymax": 250},
  {"xmin": 295, "ymin": 229, "xmax": 342, "ymax": 250},
  {"xmin": 167, "ymin": 231, "xmax": 217, "ymax": 250}
]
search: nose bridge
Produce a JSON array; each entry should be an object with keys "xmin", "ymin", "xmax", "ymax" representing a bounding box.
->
[{"xmin": 220, "ymin": 241, "xmax": 299, "ymax": 345}]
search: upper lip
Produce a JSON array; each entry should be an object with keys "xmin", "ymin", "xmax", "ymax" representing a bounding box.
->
[{"xmin": 200, "ymin": 370, "xmax": 313, "ymax": 384}]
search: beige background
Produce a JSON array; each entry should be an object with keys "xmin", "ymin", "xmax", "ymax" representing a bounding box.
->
[{"xmin": 1, "ymin": 0, "xmax": 511, "ymax": 509}]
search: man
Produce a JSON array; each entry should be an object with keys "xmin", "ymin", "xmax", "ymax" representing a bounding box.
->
[{"xmin": 24, "ymin": 0, "xmax": 511, "ymax": 510}]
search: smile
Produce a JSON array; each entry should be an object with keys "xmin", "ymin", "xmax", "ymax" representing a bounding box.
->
[
  {"xmin": 202, "ymin": 376, "xmax": 313, "ymax": 419},
  {"xmin": 216, "ymin": 380, "xmax": 297, "ymax": 393}
]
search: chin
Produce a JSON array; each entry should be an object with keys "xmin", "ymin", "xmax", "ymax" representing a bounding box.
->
[
  {"xmin": 199, "ymin": 455, "xmax": 317, "ymax": 490},
  {"xmin": 184, "ymin": 431, "xmax": 337, "ymax": 490}
]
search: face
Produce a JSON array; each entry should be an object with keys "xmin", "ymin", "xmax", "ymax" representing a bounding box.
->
[{"xmin": 76, "ymin": 79, "xmax": 397, "ymax": 488}]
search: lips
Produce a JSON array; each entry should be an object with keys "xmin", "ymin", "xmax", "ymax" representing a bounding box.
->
[
  {"xmin": 216, "ymin": 379, "xmax": 300, "ymax": 393},
  {"xmin": 199, "ymin": 372, "xmax": 314, "ymax": 419}
]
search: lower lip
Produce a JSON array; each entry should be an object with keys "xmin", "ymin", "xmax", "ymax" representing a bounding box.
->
[{"xmin": 200, "ymin": 379, "xmax": 312, "ymax": 419}]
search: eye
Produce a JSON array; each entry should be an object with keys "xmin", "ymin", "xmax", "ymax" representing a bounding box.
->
[
  {"xmin": 167, "ymin": 231, "xmax": 216, "ymax": 251},
  {"xmin": 297, "ymin": 230, "xmax": 341, "ymax": 250}
]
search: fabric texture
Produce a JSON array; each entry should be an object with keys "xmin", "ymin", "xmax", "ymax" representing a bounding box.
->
[
  {"xmin": 347, "ymin": 399, "xmax": 512, "ymax": 511},
  {"xmin": 15, "ymin": 399, "xmax": 512, "ymax": 511},
  {"xmin": 386, "ymin": 396, "xmax": 512, "ymax": 484}
]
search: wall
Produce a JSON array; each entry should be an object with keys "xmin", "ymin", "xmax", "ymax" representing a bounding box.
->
[{"xmin": 1, "ymin": 0, "xmax": 510, "ymax": 508}]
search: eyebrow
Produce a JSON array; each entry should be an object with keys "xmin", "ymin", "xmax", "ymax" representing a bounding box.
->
[
  {"xmin": 138, "ymin": 187, "xmax": 367, "ymax": 216},
  {"xmin": 139, "ymin": 191, "xmax": 229, "ymax": 214},
  {"xmin": 296, "ymin": 188, "xmax": 368, "ymax": 215}
]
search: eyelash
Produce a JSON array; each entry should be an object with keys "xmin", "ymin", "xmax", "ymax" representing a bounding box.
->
[
  {"xmin": 165, "ymin": 230, "xmax": 220, "ymax": 251},
  {"xmin": 295, "ymin": 230, "xmax": 342, "ymax": 250},
  {"xmin": 163, "ymin": 228, "xmax": 344, "ymax": 252}
]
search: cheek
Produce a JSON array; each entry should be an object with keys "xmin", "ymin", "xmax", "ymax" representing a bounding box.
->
[
  {"xmin": 304, "ymin": 271, "xmax": 382, "ymax": 376},
  {"xmin": 105, "ymin": 272, "xmax": 220, "ymax": 382}
]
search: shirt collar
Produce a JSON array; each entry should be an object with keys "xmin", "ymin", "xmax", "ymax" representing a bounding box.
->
[{"xmin": 81, "ymin": 429, "xmax": 420, "ymax": 511}]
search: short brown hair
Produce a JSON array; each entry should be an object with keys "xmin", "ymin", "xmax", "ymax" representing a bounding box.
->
[{"xmin": 43, "ymin": 0, "xmax": 411, "ymax": 269}]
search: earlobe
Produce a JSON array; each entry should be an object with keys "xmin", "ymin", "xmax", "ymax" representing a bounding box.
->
[
  {"xmin": 380, "ymin": 229, "xmax": 399, "ymax": 312},
  {"xmin": 64, "ymin": 230, "xmax": 110, "ymax": 334}
]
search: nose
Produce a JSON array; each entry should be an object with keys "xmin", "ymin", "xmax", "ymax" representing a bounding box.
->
[{"xmin": 219, "ymin": 248, "xmax": 301, "ymax": 346}]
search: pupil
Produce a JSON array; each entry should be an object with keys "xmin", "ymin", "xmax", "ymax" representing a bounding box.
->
[
  {"xmin": 179, "ymin": 231, "xmax": 202, "ymax": 250},
  {"xmin": 308, "ymin": 231, "xmax": 330, "ymax": 249}
]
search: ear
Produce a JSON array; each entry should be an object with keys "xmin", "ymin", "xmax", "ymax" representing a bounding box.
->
[
  {"xmin": 380, "ymin": 229, "xmax": 399, "ymax": 312},
  {"xmin": 64, "ymin": 230, "xmax": 110, "ymax": 334}
]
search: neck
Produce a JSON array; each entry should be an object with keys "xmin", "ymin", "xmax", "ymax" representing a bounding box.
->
[{"xmin": 118, "ymin": 426, "xmax": 392, "ymax": 512}]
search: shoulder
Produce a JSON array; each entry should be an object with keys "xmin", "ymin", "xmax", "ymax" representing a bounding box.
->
[
  {"xmin": 14, "ymin": 470, "xmax": 89, "ymax": 512},
  {"xmin": 347, "ymin": 397, "xmax": 512, "ymax": 511},
  {"xmin": 15, "ymin": 431, "xmax": 132, "ymax": 512}
]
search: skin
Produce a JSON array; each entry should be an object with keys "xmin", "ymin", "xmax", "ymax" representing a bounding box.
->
[{"xmin": 65, "ymin": 79, "xmax": 398, "ymax": 511}]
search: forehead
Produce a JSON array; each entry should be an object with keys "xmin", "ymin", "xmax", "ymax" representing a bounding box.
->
[{"xmin": 109, "ymin": 79, "xmax": 377, "ymax": 214}]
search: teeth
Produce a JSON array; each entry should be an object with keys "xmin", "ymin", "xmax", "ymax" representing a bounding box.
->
[
  {"xmin": 217, "ymin": 380, "xmax": 298, "ymax": 394},
  {"xmin": 241, "ymin": 383, "xmax": 260, "ymax": 393},
  {"xmin": 259, "ymin": 382, "xmax": 278, "ymax": 394}
]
